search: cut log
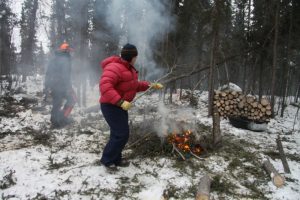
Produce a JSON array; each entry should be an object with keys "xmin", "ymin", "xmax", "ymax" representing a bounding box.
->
[
  {"xmin": 276, "ymin": 136, "xmax": 291, "ymax": 174},
  {"xmin": 213, "ymin": 90, "xmax": 271, "ymax": 122},
  {"xmin": 246, "ymin": 96, "xmax": 255, "ymax": 104},
  {"xmin": 252, "ymin": 102, "xmax": 258, "ymax": 108},
  {"xmin": 266, "ymin": 110, "xmax": 272, "ymax": 116},
  {"xmin": 220, "ymin": 92, "xmax": 227, "ymax": 97},
  {"xmin": 261, "ymin": 98, "xmax": 269, "ymax": 106},
  {"xmin": 195, "ymin": 174, "xmax": 211, "ymax": 200},
  {"xmin": 238, "ymin": 101, "xmax": 244, "ymax": 109},
  {"xmin": 266, "ymin": 105, "xmax": 271, "ymax": 110},
  {"xmin": 263, "ymin": 159, "xmax": 285, "ymax": 187}
]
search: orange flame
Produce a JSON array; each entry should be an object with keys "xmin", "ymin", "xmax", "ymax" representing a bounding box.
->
[{"xmin": 168, "ymin": 130, "xmax": 202, "ymax": 155}]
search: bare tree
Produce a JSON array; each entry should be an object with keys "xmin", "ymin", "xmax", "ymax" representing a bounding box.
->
[
  {"xmin": 208, "ymin": 0, "xmax": 220, "ymax": 116},
  {"xmin": 270, "ymin": 1, "xmax": 280, "ymax": 116}
]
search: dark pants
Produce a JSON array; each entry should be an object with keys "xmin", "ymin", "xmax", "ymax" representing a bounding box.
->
[
  {"xmin": 100, "ymin": 103, "xmax": 129, "ymax": 166},
  {"xmin": 51, "ymin": 88, "xmax": 76, "ymax": 126}
]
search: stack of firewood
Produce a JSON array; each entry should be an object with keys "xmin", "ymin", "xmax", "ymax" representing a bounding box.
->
[{"xmin": 213, "ymin": 90, "xmax": 272, "ymax": 122}]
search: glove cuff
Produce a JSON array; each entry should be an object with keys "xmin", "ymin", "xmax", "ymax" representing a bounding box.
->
[{"xmin": 116, "ymin": 99, "xmax": 124, "ymax": 107}]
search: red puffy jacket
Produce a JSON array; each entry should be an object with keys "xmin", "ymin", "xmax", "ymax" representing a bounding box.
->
[{"xmin": 99, "ymin": 56, "xmax": 150, "ymax": 104}]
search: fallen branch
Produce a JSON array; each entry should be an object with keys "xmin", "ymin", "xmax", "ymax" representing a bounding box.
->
[
  {"xmin": 61, "ymin": 164, "xmax": 90, "ymax": 173},
  {"xmin": 290, "ymin": 102, "xmax": 300, "ymax": 108},
  {"xmin": 190, "ymin": 151, "xmax": 205, "ymax": 161},
  {"xmin": 127, "ymin": 132, "xmax": 153, "ymax": 149},
  {"xmin": 172, "ymin": 143, "xmax": 186, "ymax": 161}
]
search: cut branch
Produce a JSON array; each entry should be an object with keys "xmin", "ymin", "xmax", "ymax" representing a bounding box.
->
[
  {"xmin": 172, "ymin": 143, "xmax": 186, "ymax": 160},
  {"xmin": 162, "ymin": 47, "xmax": 259, "ymax": 85},
  {"xmin": 127, "ymin": 132, "xmax": 152, "ymax": 149}
]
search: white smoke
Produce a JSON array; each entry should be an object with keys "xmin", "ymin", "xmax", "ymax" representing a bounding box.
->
[
  {"xmin": 156, "ymin": 100, "xmax": 198, "ymax": 138},
  {"xmin": 104, "ymin": 0, "xmax": 175, "ymax": 80},
  {"xmin": 156, "ymin": 101, "xmax": 172, "ymax": 138}
]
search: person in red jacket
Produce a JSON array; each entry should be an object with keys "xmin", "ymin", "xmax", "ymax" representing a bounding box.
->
[{"xmin": 99, "ymin": 43, "xmax": 163, "ymax": 171}]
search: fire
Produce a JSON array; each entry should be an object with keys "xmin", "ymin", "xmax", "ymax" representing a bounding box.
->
[{"xmin": 168, "ymin": 130, "xmax": 202, "ymax": 155}]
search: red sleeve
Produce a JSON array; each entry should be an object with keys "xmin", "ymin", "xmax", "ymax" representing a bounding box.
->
[
  {"xmin": 137, "ymin": 81, "xmax": 150, "ymax": 92},
  {"xmin": 100, "ymin": 65, "xmax": 122, "ymax": 104}
]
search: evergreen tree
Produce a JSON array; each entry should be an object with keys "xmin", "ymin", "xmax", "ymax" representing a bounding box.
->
[
  {"xmin": 19, "ymin": 0, "xmax": 39, "ymax": 80},
  {"xmin": 0, "ymin": 0, "xmax": 16, "ymax": 77}
]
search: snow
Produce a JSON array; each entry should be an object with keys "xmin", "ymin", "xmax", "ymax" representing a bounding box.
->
[{"xmin": 0, "ymin": 76, "xmax": 300, "ymax": 200}]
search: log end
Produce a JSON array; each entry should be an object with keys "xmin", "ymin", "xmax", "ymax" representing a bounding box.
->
[
  {"xmin": 273, "ymin": 175, "xmax": 285, "ymax": 188},
  {"xmin": 195, "ymin": 193, "xmax": 209, "ymax": 200}
]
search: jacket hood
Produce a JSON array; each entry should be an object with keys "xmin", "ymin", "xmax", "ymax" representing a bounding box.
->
[{"xmin": 101, "ymin": 56, "xmax": 130, "ymax": 69}]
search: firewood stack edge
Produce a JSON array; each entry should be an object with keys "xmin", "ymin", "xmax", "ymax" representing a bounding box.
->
[{"xmin": 213, "ymin": 90, "xmax": 272, "ymax": 123}]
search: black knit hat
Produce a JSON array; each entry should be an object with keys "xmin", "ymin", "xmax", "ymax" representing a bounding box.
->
[{"xmin": 121, "ymin": 43, "xmax": 138, "ymax": 62}]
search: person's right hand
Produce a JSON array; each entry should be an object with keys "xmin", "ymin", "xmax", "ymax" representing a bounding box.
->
[
  {"xmin": 120, "ymin": 101, "xmax": 132, "ymax": 111},
  {"xmin": 150, "ymin": 83, "xmax": 163, "ymax": 89}
]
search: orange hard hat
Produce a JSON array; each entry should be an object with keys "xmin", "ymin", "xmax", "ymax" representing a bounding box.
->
[{"xmin": 59, "ymin": 42, "xmax": 73, "ymax": 51}]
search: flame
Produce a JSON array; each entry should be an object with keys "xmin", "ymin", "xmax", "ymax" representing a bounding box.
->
[{"xmin": 168, "ymin": 130, "xmax": 202, "ymax": 155}]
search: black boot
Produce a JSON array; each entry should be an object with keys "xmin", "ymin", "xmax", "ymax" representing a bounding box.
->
[{"xmin": 115, "ymin": 159, "xmax": 130, "ymax": 167}]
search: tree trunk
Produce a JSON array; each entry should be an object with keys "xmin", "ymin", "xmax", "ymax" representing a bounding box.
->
[
  {"xmin": 208, "ymin": 0, "xmax": 220, "ymax": 116},
  {"xmin": 212, "ymin": 106, "xmax": 222, "ymax": 146},
  {"xmin": 270, "ymin": 1, "xmax": 280, "ymax": 116},
  {"xmin": 281, "ymin": 3, "xmax": 293, "ymax": 117},
  {"xmin": 20, "ymin": 0, "xmax": 39, "ymax": 82},
  {"xmin": 295, "ymin": 83, "xmax": 300, "ymax": 103}
]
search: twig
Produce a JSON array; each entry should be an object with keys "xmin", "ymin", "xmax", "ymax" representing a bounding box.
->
[
  {"xmin": 172, "ymin": 143, "xmax": 186, "ymax": 160},
  {"xmin": 61, "ymin": 164, "xmax": 90, "ymax": 173},
  {"xmin": 127, "ymin": 132, "xmax": 152, "ymax": 149},
  {"xmin": 189, "ymin": 151, "xmax": 205, "ymax": 161}
]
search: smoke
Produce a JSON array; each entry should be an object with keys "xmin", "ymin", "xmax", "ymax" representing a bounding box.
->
[
  {"xmin": 103, "ymin": 0, "xmax": 175, "ymax": 80},
  {"xmin": 155, "ymin": 100, "xmax": 198, "ymax": 138}
]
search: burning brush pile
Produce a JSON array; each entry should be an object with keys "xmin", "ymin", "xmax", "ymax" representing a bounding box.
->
[
  {"xmin": 128, "ymin": 122, "xmax": 207, "ymax": 161},
  {"xmin": 167, "ymin": 129, "xmax": 204, "ymax": 160}
]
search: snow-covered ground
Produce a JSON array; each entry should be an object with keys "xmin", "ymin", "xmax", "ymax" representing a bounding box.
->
[{"xmin": 0, "ymin": 76, "xmax": 299, "ymax": 200}]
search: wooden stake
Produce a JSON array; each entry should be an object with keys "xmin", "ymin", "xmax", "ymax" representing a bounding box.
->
[
  {"xmin": 263, "ymin": 159, "xmax": 285, "ymax": 187},
  {"xmin": 195, "ymin": 174, "xmax": 211, "ymax": 200}
]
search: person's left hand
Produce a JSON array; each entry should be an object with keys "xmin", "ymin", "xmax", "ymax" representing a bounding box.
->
[{"xmin": 150, "ymin": 83, "xmax": 163, "ymax": 89}]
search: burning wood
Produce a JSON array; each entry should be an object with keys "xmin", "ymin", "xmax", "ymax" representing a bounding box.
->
[{"xmin": 168, "ymin": 130, "xmax": 203, "ymax": 159}]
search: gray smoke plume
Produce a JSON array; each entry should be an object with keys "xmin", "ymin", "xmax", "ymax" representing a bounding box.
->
[
  {"xmin": 104, "ymin": 0, "xmax": 175, "ymax": 80},
  {"xmin": 155, "ymin": 100, "xmax": 198, "ymax": 138}
]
